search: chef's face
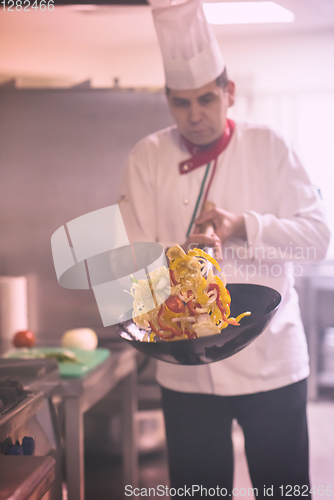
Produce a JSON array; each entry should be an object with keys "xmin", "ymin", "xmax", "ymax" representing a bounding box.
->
[{"xmin": 167, "ymin": 79, "xmax": 235, "ymax": 145}]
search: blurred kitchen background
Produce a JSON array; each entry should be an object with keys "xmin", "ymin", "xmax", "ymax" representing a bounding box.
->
[{"xmin": 0, "ymin": 0, "xmax": 334, "ymax": 498}]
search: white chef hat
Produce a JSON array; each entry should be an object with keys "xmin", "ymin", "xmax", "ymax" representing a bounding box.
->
[{"xmin": 149, "ymin": 0, "xmax": 225, "ymax": 90}]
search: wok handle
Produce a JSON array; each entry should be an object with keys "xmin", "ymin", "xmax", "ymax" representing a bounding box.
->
[{"xmin": 199, "ymin": 201, "xmax": 216, "ymax": 237}]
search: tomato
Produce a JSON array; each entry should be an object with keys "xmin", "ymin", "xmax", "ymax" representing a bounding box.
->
[
  {"xmin": 13, "ymin": 330, "xmax": 36, "ymax": 348},
  {"xmin": 165, "ymin": 296, "xmax": 186, "ymax": 314}
]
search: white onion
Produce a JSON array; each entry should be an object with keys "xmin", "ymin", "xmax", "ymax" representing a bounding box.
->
[
  {"xmin": 206, "ymin": 268, "xmax": 215, "ymax": 286},
  {"xmin": 194, "ymin": 327, "xmax": 217, "ymax": 337},
  {"xmin": 206, "ymin": 289, "xmax": 217, "ymax": 304},
  {"xmin": 61, "ymin": 328, "xmax": 98, "ymax": 351},
  {"xmin": 198, "ymin": 259, "xmax": 208, "ymax": 276},
  {"xmin": 194, "ymin": 314, "xmax": 211, "ymax": 324},
  {"xmin": 155, "ymin": 276, "xmax": 169, "ymax": 290},
  {"xmin": 195, "ymin": 307, "xmax": 209, "ymax": 313},
  {"xmin": 192, "ymin": 314, "xmax": 221, "ymax": 337},
  {"xmin": 219, "ymin": 271, "xmax": 227, "ymax": 286},
  {"xmin": 206, "ymin": 297, "xmax": 216, "ymax": 305},
  {"xmin": 171, "ymin": 317, "xmax": 196, "ymax": 323},
  {"xmin": 178, "ymin": 291, "xmax": 193, "ymax": 303}
]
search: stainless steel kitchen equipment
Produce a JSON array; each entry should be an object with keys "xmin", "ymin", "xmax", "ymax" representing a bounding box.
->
[
  {"xmin": 0, "ymin": 346, "xmax": 139, "ymax": 500},
  {"xmin": 0, "ymin": 359, "xmax": 63, "ymax": 500}
]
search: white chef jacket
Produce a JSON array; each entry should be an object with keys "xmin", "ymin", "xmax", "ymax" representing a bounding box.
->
[{"xmin": 118, "ymin": 121, "xmax": 330, "ymax": 396}]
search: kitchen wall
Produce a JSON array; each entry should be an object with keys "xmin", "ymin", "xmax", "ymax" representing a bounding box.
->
[{"xmin": 0, "ymin": 88, "xmax": 174, "ymax": 340}]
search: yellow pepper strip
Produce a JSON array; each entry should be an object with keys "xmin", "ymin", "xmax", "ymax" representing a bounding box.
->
[
  {"xmin": 211, "ymin": 304, "xmax": 222, "ymax": 322},
  {"xmin": 187, "ymin": 248, "xmax": 221, "ymax": 271},
  {"xmin": 214, "ymin": 275, "xmax": 227, "ymax": 299},
  {"xmin": 235, "ymin": 311, "xmax": 251, "ymax": 322},
  {"xmin": 164, "ymin": 305, "xmax": 182, "ymax": 319},
  {"xmin": 197, "ymin": 294, "xmax": 208, "ymax": 305},
  {"xmin": 213, "ymin": 276, "xmax": 231, "ymax": 317},
  {"xmin": 166, "ymin": 245, "xmax": 186, "ymax": 262},
  {"xmin": 185, "ymin": 275, "xmax": 211, "ymax": 305},
  {"xmin": 197, "ymin": 276, "xmax": 207, "ymax": 293},
  {"xmin": 170, "ymin": 256, "xmax": 189, "ymax": 271}
]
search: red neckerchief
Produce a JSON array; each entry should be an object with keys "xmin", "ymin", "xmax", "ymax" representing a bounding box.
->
[{"xmin": 179, "ymin": 119, "xmax": 235, "ymax": 174}]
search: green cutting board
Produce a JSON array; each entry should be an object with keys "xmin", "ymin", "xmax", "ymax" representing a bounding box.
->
[{"xmin": 5, "ymin": 347, "xmax": 110, "ymax": 378}]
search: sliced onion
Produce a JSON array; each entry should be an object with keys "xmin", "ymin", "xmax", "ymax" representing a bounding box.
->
[
  {"xmin": 171, "ymin": 316, "xmax": 196, "ymax": 323},
  {"xmin": 206, "ymin": 268, "xmax": 215, "ymax": 286},
  {"xmin": 178, "ymin": 290, "xmax": 193, "ymax": 303},
  {"xmin": 206, "ymin": 289, "xmax": 217, "ymax": 304},
  {"xmin": 156, "ymin": 276, "xmax": 170, "ymax": 290},
  {"xmin": 198, "ymin": 258, "xmax": 208, "ymax": 276},
  {"xmin": 219, "ymin": 271, "xmax": 227, "ymax": 286},
  {"xmin": 193, "ymin": 320, "xmax": 221, "ymax": 337},
  {"xmin": 206, "ymin": 297, "xmax": 216, "ymax": 305},
  {"xmin": 195, "ymin": 307, "xmax": 209, "ymax": 313},
  {"xmin": 171, "ymin": 284, "xmax": 182, "ymax": 295}
]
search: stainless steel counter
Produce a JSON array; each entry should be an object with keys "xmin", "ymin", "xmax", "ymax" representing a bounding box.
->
[
  {"xmin": 0, "ymin": 345, "xmax": 138, "ymax": 500},
  {"xmin": 0, "ymin": 392, "xmax": 44, "ymax": 444},
  {"xmin": 0, "ymin": 455, "xmax": 56, "ymax": 500},
  {"xmin": 60, "ymin": 347, "xmax": 138, "ymax": 500},
  {"xmin": 296, "ymin": 263, "xmax": 334, "ymax": 400}
]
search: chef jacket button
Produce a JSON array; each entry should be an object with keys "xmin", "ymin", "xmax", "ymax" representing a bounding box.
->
[
  {"xmin": 183, "ymin": 198, "xmax": 189, "ymax": 205},
  {"xmin": 183, "ymin": 164, "xmax": 189, "ymax": 171}
]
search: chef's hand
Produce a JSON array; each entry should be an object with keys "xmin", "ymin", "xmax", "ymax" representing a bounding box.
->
[
  {"xmin": 181, "ymin": 231, "xmax": 222, "ymax": 261},
  {"xmin": 194, "ymin": 208, "xmax": 247, "ymax": 244}
]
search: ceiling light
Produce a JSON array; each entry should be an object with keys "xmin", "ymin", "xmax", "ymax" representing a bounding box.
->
[{"xmin": 203, "ymin": 2, "xmax": 295, "ymax": 25}]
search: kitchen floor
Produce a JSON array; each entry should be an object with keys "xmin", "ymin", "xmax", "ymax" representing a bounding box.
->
[{"xmin": 84, "ymin": 399, "xmax": 334, "ymax": 500}]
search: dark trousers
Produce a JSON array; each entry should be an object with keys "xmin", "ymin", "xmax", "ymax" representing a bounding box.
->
[{"xmin": 161, "ymin": 379, "xmax": 311, "ymax": 499}]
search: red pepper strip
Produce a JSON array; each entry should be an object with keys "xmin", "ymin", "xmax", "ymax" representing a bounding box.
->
[
  {"xmin": 185, "ymin": 328, "xmax": 197, "ymax": 339},
  {"xmin": 226, "ymin": 289, "xmax": 231, "ymax": 306},
  {"xmin": 169, "ymin": 269, "xmax": 179, "ymax": 286},
  {"xmin": 186, "ymin": 290, "xmax": 200, "ymax": 316},
  {"xmin": 222, "ymin": 315, "xmax": 239, "ymax": 326},
  {"xmin": 187, "ymin": 300, "xmax": 201, "ymax": 316},
  {"xmin": 149, "ymin": 321, "xmax": 175, "ymax": 340},
  {"xmin": 208, "ymin": 284, "xmax": 239, "ymax": 325},
  {"xmin": 158, "ymin": 304, "xmax": 182, "ymax": 337},
  {"xmin": 208, "ymin": 284, "xmax": 226, "ymax": 315}
]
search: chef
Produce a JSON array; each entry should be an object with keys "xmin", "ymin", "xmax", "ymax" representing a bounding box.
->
[{"xmin": 118, "ymin": 0, "xmax": 330, "ymax": 497}]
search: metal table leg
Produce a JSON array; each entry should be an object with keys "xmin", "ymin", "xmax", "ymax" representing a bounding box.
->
[{"xmin": 64, "ymin": 397, "xmax": 85, "ymax": 500}]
